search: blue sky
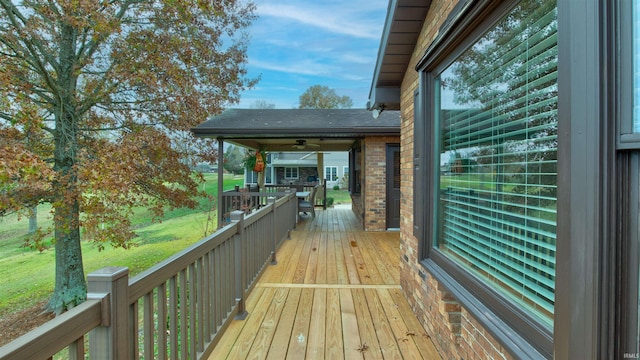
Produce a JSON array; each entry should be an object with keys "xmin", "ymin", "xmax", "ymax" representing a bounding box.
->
[{"xmin": 234, "ymin": 0, "xmax": 389, "ymax": 109}]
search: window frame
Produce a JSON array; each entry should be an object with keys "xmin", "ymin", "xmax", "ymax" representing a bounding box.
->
[
  {"xmin": 617, "ymin": 0, "xmax": 640, "ymax": 148},
  {"xmin": 416, "ymin": 0, "xmax": 556, "ymax": 356},
  {"xmin": 324, "ymin": 166, "xmax": 338, "ymax": 182},
  {"xmin": 613, "ymin": 0, "xmax": 640, "ymax": 356},
  {"xmin": 283, "ymin": 167, "xmax": 299, "ymax": 179},
  {"xmin": 413, "ymin": 0, "xmax": 631, "ymax": 357}
]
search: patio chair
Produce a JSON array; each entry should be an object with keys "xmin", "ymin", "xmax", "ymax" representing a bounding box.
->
[{"xmin": 299, "ymin": 185, "xmax": 319, "ymax": 218}]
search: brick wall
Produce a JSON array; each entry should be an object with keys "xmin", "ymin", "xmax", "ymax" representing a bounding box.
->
[
  {"xmin": 397, "ymin": 0, "xmax": 516, "ymax": 359},
  {"xmin": 351, "ymin": 194, "xmax": 364, "ymax": 226},
  {"xmin": 361, "ymin": 136, "xmax": 399, "ymax": 231}
]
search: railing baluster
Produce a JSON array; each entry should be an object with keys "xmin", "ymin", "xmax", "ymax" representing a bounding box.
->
[
  {"xmin": 67, "ymin": 336, "xmax": 83, "ymax": 360},
  {"xmin": 130, "ymin": 299, "xmax": 139, "ymax": 360},
  {"xmin": 207, "ymin": 251, "xmax": 215, "ymax": 341},
  {"xmin": 179, "ymin": 270, "xmax": 188, "ymax": 360},
  {"xmin": 188, "ymin": 264, "xmax": 197, "ymax": 358},
  {"xmin": 157, "ymin": 282, "xmax": 167, "ymax": 360},
  {"xmin": 214, "ymin": 245, "xmax": 222, "ymax": 328},
  {"xmin": 143, "ymin": 292, "xmax": 154, "ymax": 360},
  {"xmin": 168, "ymin": 276, "xmax": 178, "ymax": 360},
  {"xmin": 196, "ymin": 257, "xmax": 204, "ymax": 353}
]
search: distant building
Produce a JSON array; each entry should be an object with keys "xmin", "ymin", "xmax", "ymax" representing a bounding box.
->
[{"xmin": 245, "ymin": 151, "xmax": 348, "ymax": 189}]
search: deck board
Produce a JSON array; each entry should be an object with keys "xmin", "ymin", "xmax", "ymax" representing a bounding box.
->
[{"xmin": 209, "ymin": 207, "xmax": 441, "ymax": 359}]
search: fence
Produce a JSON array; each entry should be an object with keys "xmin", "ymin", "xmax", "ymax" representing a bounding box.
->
[
  {"xmin": 0, "ymin": 193, "xmax": 298, "ymax": 360},
  {"xmin": 219, "ymin": 184, "xmax": 325, "ymax": 226}
]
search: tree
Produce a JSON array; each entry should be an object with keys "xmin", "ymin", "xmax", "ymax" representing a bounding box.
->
[
  {"xmin": 223, "ymin": 145, "xmax": 245, "ymax": 175},
  {"xmin": 298, "ymin": 85, "xmax": 353, "ymax": 109},
  {"xmin": 0, "ymin": 0, "xmax": 257, "ymax": 313},
  {"xmin": 250, "ymin": 99, "xmax": 275, "ymax": 109}
]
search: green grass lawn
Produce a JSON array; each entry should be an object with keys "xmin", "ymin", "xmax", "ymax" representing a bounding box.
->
[
  {"xmin": 325, "ymin": 188, "xmax": 351, "ymax": 205},
  {"xmin": 0, "ymin": 173, "xmax": 244, "ymax": 316}
]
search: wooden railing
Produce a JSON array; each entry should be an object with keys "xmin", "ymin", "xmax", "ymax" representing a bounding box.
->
[
  {"xmin": 0, "ymin": 193, "xmax": 298, "ymax": 360},
  {"xmin": 219, "ymin": 184, "xmax": 325, "ymax": 226},
  {"xmin": 264, "ymin": 184, "xmax": 326, "ymax": 208}
]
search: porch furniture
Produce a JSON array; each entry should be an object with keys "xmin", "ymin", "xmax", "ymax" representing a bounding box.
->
[
  {"xmin": 298, "ymin": 185, "xmax": 319, "ymax": 217},
  {"xmin": 295, "ymin": 191, "xmax": 310, "ymax": 199}
]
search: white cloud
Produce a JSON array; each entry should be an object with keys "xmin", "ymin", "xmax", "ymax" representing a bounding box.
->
[
  {"xmin": 250, "ymin": 59, "xmax": 337, "ymax": 76},
  {"xmin": 341, "ymin": 53, "xmax": 375, "ymax": 65},
  {"xmin": 256, "ymin": 3, "xmax": 383, "ymax": 40}
]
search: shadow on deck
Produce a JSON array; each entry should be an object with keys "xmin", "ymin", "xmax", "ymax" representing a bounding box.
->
[{"xmin": 210, "ymin": 207, "xmax": 441, "ymax": 359}]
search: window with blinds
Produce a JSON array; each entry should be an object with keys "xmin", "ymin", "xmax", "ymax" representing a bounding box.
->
[{"xmin": 434, "ymin": 0, "xmax": 557, "ymax": 327}]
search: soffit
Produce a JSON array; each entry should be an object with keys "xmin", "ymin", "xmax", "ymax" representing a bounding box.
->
[{"xmin": 368, "ymin": 0, "xmax": 431, "ymax": 111}]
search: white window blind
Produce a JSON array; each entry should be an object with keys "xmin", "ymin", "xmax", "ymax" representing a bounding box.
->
[{"xmin": 435, "ymin": 0, "xmax": 557, "ymax": 326}]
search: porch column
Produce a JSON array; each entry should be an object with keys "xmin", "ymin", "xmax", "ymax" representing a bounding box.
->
[
  {"xmin": 316, "ymin": 152, "xmax": 326, "ymax": 209},
  {"xmin": 217, "ymin": 138, "xmax": 224, "ymax": 229},
  {"xmin": 317, "ymin": 152, "xmax": 324, "ymax": 185}
]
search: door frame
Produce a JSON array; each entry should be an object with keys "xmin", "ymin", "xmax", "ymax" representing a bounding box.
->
[{"xmin": 386, "ymin": 144, "xmax": 401, "ymax": 229}]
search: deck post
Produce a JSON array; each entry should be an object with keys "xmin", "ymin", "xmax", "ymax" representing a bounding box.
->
[
  {"xmin": 285, "ymin": 189, "xmax": 298, "ymax": 229},
  {"xmin": 87, "ymin": 266, "xmax": 130, "ymax": 359},
  {"xmin": 230, "ymin": 210, "xmax": 248, "ymax": 320},
  {"xmin": 268, "ymin": 197, "xmax": 277, "ymax": 265},
  {"xmin": 217, "ymin": 138, "xmax": 224, "ymax": 229}
]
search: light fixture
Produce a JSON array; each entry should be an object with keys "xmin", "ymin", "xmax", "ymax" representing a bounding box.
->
[{"xmin": 372, "ymin": 104, "xmax": 386, "ymax": 119}]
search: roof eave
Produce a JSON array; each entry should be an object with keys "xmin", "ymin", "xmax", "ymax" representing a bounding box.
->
[
  {"xmin": 191, "ymin": 127, "xmax": 400, "ymax": 139},
  {"xmin": 368, "ymin": 0, "xmax": 400, "ymax": 111},
  {"xmin": 367, "ymin": 0, "xmax": 432, "ymax": 112}
]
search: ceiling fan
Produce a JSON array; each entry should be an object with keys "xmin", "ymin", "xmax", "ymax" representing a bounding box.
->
[{"xmin": 291, "ymin": 139, "xmax": 320, "ymax": 150}]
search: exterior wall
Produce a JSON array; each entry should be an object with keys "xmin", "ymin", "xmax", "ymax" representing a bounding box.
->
[
  {"xmin": 397, "ymin": 0, "xmax": 516, "ymax": 358},
  {"xmin": 274, "ymin": 166, "xmax": 317, "ymax": 185},
  {"xmin": 351, "ymin": 194, "xmax": 364, "ymax": 226},
  {"xmin": 362, "ymin": 136, "xmax": 399, "ymax": 231},
  {"xmin": 323, "ymin": 152, "xmax": 349, "ymax": 189}
]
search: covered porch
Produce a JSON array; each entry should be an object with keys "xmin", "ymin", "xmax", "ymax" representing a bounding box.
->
[
  {"xmin": 210, "ymin": 207, "xmax": 440, "ymax": 359},
  {"xmin": 191, "ymin": 108, "xmax": 402, "ymax": 231}
]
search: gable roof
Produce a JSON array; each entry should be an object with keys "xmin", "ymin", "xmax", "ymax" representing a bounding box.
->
[
  {"xmin": 367, "ymin": 0, "xmax": 431, "ymax": 111},
  {"xmin": 191, "ymin": 108, "xmax": 400, "ymax": 152}
]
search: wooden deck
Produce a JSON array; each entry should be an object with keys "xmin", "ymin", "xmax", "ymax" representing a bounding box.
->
[{"xmin": 209, "ymin": 207, "xmax": 441, "ymax": 359}]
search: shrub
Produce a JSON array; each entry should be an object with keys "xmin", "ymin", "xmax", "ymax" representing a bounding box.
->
[
  {"xmin": 326, "ymin": 197, "xmax": 335, "ymax": 206},
  {"xmin": 332, "ymin": 185, "xmax": 340, "ymax": 190}
]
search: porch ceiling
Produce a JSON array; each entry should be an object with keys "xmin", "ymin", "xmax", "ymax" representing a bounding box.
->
[{"xmin": 191, "ymin": 108, "xmax": 400, "ymax": 152}]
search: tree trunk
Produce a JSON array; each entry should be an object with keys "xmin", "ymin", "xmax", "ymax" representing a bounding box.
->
[
  {"xmin": 46, "ymin": 22, "xmax": 86, "ymax": 314},
  {"xmin": 28, "ymin": 206, "xmax": 37, "ymax": 234},
  {"xmin": 48, "ymin": 120, "xmax": 85, "ymax": 313},
  {"xmin": 48, "ymin": 188, "xmax": 86, "ymax": 314}
]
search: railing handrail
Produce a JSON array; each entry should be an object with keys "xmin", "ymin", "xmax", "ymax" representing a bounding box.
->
[{"xmin": 0, "ymin": 299, "xmax": 102, "ymax": 360}]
